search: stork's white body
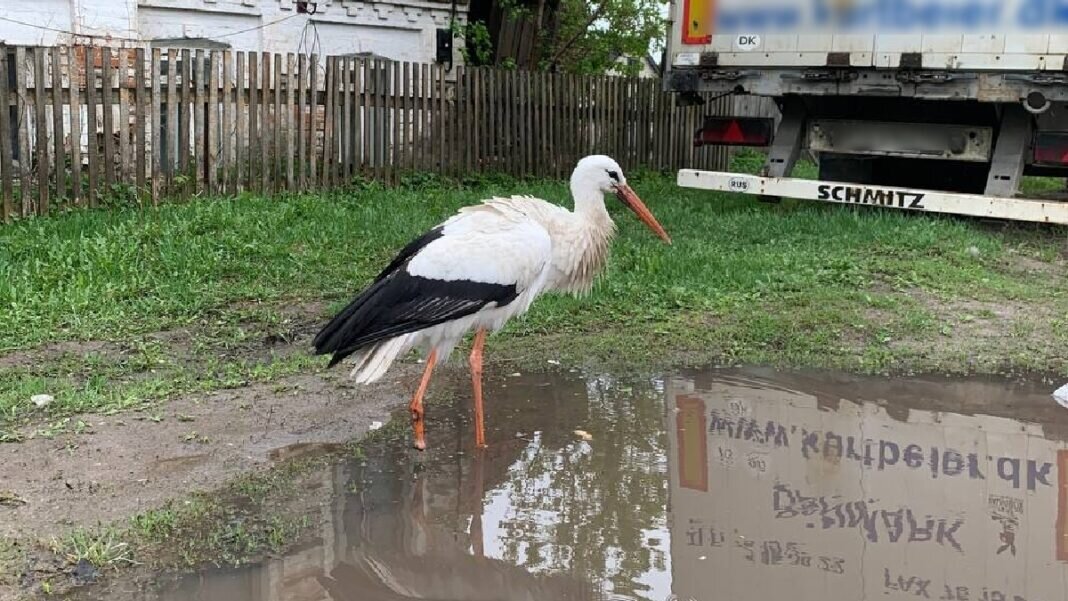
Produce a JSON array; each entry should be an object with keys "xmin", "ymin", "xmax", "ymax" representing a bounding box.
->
[{"xmin": 349, "ymin": 192, "xmax": 616, "ymax": 384}]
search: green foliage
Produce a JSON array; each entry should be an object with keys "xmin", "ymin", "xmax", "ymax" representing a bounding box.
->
[
  {"xmin": 540, "ymin": 0, "xmax": 666, "ymax": 76},
  {"xmin": 455, "ymin": 0, "xmax": 666, "ymax": 75},
  {"xmin": 454, "ymin": 19, "xmax": 495, "ymax": 66}
]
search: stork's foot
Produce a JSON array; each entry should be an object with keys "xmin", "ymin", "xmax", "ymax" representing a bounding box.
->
[
  {"xmin": 409, "ymin": 350, "xmax": 438, "ymax": 453},
  {"xmin": 410, "ymin": 408, "xmax": 427, "ymax": 451}
]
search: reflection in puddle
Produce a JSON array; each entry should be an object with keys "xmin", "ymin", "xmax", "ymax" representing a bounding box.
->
[
  {"xmin": 77, "ymin": 369, "xmax": 1068, "ymax": 601},
  {"xmin": 266, "ymin": 442, "xmax": 346, "ymax": 462},
  {"xmin": 670, "ymin": 371, "xmax": 1068, "ymax": 601}
]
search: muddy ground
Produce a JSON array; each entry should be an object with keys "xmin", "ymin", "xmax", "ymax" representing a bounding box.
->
[{"xmin": 0, "ymin": 368, "xmax": 416, "ymax": 542}]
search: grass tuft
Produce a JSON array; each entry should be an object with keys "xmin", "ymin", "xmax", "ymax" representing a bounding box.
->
[{"xmin": 50, "ymin": 528, "xmax": 136, "ymax": 569}]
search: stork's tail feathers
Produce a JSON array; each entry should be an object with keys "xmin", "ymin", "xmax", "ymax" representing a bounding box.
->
[{"xmin": 349, "ymin": 337, "xmax": 409, "ymax": 384}]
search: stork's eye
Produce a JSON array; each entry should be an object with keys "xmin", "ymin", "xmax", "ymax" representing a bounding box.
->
[{"xmin": 607, "ymin": 170, "xmax": 620, "ymax": 182}]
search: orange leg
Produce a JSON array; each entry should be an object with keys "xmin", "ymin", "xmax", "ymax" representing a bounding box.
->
[
  {"xmin": 409, "ymin": 350, "xmax": 437, "ymax": 451},
  {"xmin": 469, "ymin": 328, "xmax": 487, "ymax": 448}
]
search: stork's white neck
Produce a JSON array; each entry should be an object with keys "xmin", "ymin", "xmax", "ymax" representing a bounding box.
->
[
  {"xmin": 570, "ymin": 180, "xmax": 611, "ymax": 220},
  {"xmin": 548, "ymin": 179, "xmax": 616, "ymax": 295}
]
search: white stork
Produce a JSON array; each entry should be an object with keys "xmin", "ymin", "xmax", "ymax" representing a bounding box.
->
[{"xmin": 312, "ymin": 155, "xmax": 670, "ymax": 450}]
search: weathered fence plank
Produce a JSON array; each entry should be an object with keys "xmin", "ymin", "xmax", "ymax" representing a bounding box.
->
[
  {"xmin": 70, "ymin": 47, "xmax": 82, "ymax": 207},
  {"xmin": 50, "ymin": 47, "xmax": 65, "ymax": 205},
  {"xmin": 521, "ymin": 71, "xmax": 530, "ymax": 175},
  {"xmin": 429, "ymin": 62, "xmax": 439, "ymax": 173},
  {"xmin": 273, "ymin": 53, "xmax": 282, "ymax": 193},
  {"xmin": 0, "ymin": 51, "xmax": 12, "ymax": 221},
  {"xmin": 414, "ymin": 62, "xmax": 423, "ymax": 171},
  {"xmin": 150, "ymin": 48, "xmax": 161, "ymax": 205},
  {"xmin": 15, "ymin": 48, "xmax": 30, "ymax": 215},
  {"xmin": 332, "ymin": 56, "xmax": 343, "ymax": 186},
  {"xmin": 118, "ymin": 49, "xmax": 131, "ymax": 186},
  {"xmin": 286, "ymin": 53, "xmax": 295, "ymax": 193},
  {"xmin": 260, "ymin": 52, "xmax": 270, "ymax": 193},
  {"xmin": 206, "ymin": 51, "xmax": 218, "ymax": 195},
  {"xmin": 85, "ymin": 48, "xmax": 99, "ymax": 207},
  {"xmin": 33, "ymin": 48, "xmax": 48, "ymax": 214},
  {"xmin": 436, "ymin": 63, "xmax": 445, "ymax": 177},
  {"xmin": 341, "ymin": 57, "xmax": 352, "ymax": 181},
  {"xmin": 296, "ymin": 54, "xmax": 306, "ymax": 189},
  {"xmin": 248, "ymin": 52, "xmax": 259, "ymax": 193},
  {"xmin": 391, "ymin": 60, "xmax": 400, "ymax": 183},
  {"xmin": 364, "ymin": 59, "xmax": 374, "ymax": 177},
  {"xmin": 177, "ymin": 49, "xmax": 190, "ymax": 190},
  {"xmin": 165, "ymin": 49, "xmax": 177, "ymax": 185},
  {"xmin": 136, "ymin": 47, "xmax": 147, "ymax": 200},
  {"xmin": 307, "ymin": 54, "xmax": 318, "ymax": 188},
  {"xmin": 221, "ymin": 51, "xmax": 233, "ymax": 196},
  {"xmin": 193, "ymin": 50, "xmax": 205, "ymax": 195},
  {"xmin": 406, "ymin": 61, "xmax": 416, "ymax": 173},
  {"xmin": 236, "ymin": 52, "xmax": 246, "ymax": 194},
  {"xmin": 321, "ymin": 56, "xmax": 334, "ymax": 189}
]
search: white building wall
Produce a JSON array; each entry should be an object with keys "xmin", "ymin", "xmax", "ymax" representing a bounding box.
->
[
  {"xmin": 1, "ymin": 0, "xmax": 466, "ymax": 66},
  {"xmin": 4, "ymin": 0, "xmax": 139, "ymax": 44},
  {"xmin": 5, "ymin": 0, "xmax": 77, "ymax": 45}
]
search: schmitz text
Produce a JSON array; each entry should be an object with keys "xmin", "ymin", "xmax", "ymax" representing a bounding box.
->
[{"xmin": 817, "ymin": 184, "xmax": 926, "ymax": 209}]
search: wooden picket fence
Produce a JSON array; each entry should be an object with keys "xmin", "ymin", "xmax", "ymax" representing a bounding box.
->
[{"xmin": 0, "ymin": 45, "xmax": 729, "ymax": 222}]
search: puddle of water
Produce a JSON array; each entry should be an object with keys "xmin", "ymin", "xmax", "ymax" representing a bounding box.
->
[
  {"xmin": 148, "ymin": 453, "xmax": 210, "ymax": 478},
  {"xmin": 73, "ymin": 368, "xmax": 1068, "ymax": 601},
  {"xmin": 266, "ymin": 442, "xmax": 346, "ymax": 462}
]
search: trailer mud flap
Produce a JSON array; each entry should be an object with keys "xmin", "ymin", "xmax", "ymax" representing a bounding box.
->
[{"xmin": 677, "ymin": 170, "xmax": 1068, "ymax": 225}]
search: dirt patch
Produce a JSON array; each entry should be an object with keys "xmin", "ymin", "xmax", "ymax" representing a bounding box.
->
[
  {"xmin": 0, "ymin": 341, "xmax": 127, "ymax": 371},
  {"xmin": 0, "ymin": 299, "xmax": 340, "ymax": 442},
  {"xmin": 0, "ymin": 364, "xmax": 424, "ymax": 544},
  {"xmin": 0, "ymin": 299, "xmax": 330, "ymax": 377},
  {"xmin": 1003, "ymin": 251, "xmax": 1067, "ymax": 278},
  {"xmin": 143, "ymin": 299, "xmax": 329, "ymax": 357},
  {"xmin": 889, "ymin": 289, "xmax": 1066, "ymax": 373}
]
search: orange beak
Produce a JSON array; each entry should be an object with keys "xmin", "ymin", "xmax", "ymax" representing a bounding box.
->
[{"xmin": 615, "ymin": 184, "xmax": 671, "ymax": 244}]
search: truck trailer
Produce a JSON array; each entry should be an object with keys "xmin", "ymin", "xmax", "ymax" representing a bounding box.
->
[{"xmin": 664, "ymin": 0, "xmax": 1068, "ymax": 224}]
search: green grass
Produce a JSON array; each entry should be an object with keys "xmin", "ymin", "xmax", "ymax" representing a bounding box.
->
[
  {"xmin": 0, "ymin": 350, "xmax": 318, "ymax": 440},
  {"xmin": 126, "ymin": 451, "xmax": 328, "ymax": 569},
  {"xmin": 49, "ymin": 528, "xmax": 135, "ymax": 569},
  {"xmin": 0, "ymin": 538, "xmax": 21, "ymax": 585},
  {"xmin": 0, "ymin": 450, "xmax": 331, "ymax": 596},
  {"xmin": 0, "ymin": 161, "xmax": 1066, "ymax": 433}
]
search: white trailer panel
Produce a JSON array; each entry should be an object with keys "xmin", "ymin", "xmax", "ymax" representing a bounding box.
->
[{"xmin": 670, "ymin": 0, "xmax": 1068, "ymax": 71}]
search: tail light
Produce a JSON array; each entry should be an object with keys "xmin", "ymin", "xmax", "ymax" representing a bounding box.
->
[
  {"xmin": 694, "ymin": 116, "xmax": 774, "ymax": 147},
  {"xmin": 1034, "ymin": 132, "xmax": 1068, "ymax": 165}
]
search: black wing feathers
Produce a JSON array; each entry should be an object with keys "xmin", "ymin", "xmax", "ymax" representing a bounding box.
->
[
  {"xmin": 313, "ymin": 273, "xmax": 518, "ymax": 368},
  {"xmin": 311, "ymin": 226, "xmax": 443, "ymax": 352},
  {"xmin": 312, "ymin": 226, "xmax": 519, "ymax": 368}
]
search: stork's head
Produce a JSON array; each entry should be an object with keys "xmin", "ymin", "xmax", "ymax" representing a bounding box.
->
[{"xmin": 571, "ymin": 155, "xmax": 671, "ymax": 244}]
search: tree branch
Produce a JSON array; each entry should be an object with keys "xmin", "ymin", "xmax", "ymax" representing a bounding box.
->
[{"xmin": 548, "ymin": 1, "xmax": 608, "ymax": 69}]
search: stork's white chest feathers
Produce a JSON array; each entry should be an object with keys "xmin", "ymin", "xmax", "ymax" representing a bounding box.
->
[{"xmin": 475, "ymin": 196, "xmax": 617, "ymax": 295}]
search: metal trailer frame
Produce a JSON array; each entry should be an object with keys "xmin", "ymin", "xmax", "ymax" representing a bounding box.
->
[
  {"xmin": 678, "ymin": 170, "xmax": 1068, "ymax": 224},
  {"xmin": 664, "ymin": 0, "xmax": 1068, "ymax": 225}
]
